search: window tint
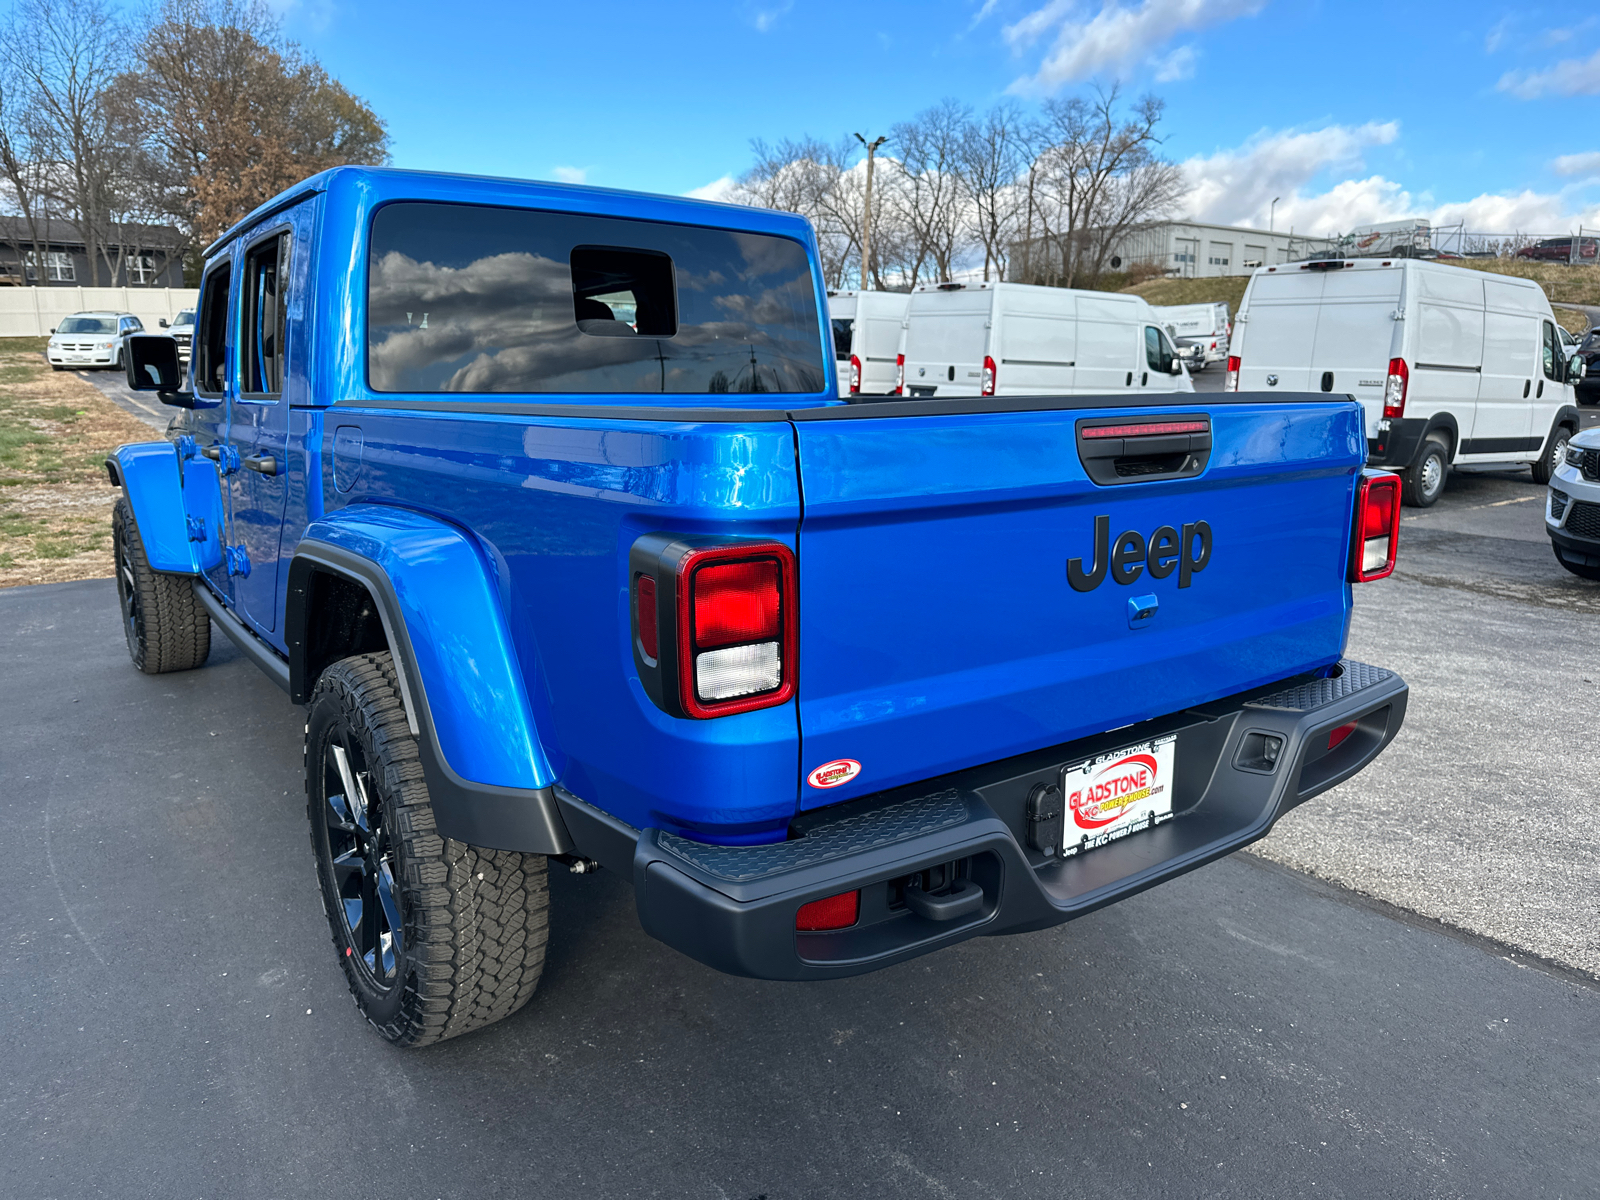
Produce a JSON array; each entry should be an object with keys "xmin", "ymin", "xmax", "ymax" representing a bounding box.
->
[
  {"xmin": 367, "ymin": 202, "xmax": 826, "ymax": 395},
  {"xmin": 1542, "ymin": 321, "xmax": 1559, "ymax": 381},
  {"xmin": 57, "ymin": 316, "xmax": 114, "ymax": 334},
  {"xmin": 830, "ymin": 318, "xmax": 852, "ymax": 361},
  {"xmin": 1145, "ymin": 325, "xmax": 1170, "ymax": 372},
  {"xmin": 196, "ymin": 263, "xmax": 232, "ymax": 395},
  {"xmin": 242, "ymin": 233, "xmax": 290, "ymax": 395}
]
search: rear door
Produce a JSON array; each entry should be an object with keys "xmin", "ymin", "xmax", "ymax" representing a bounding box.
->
[
  {"xmin": 184, "ymin": 256, "xmax": 235, "ymax": 602},
  {"xmin": 790, "ymin": 398, "xmax": 1363, "ymax": 808},
  {"xmin": 1235, "ymin": 272, "xmax": 1321, "ymax": 394},
  {"xmin": 857, "ymin": 294, "xmax": 906, "ymax": 395},
  {"xmin": 1307, "ymin": 267, "xmax": 1403, "ymax": 429},
  {"xmin": 902, "ymin": 293, "xmax": 987, "ymax": 397}
]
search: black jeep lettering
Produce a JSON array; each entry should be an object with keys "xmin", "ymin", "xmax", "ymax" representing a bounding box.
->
[{"xmin": 1068, "ymin": 517, "xmax": 1211, "ymax": 592}]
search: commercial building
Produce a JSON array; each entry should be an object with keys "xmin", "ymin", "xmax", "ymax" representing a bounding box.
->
[{"xmin": 1014, "ymin": 219, "xmax": 1337, "ymax": 282}]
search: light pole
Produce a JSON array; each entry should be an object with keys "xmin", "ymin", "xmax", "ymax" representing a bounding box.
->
[
  {"xmin": 853, "ymin": 132, "xmax": 887, "ymax": 291},
  {"xmin": 1269, "ymin": 197, "xmax": 1280, "ymax": 233}
]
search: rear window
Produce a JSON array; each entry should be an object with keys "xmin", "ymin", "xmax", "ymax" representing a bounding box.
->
[
  {"xmin": 367, "ymin": 202, "xmax": 826, "ymax": 395},
  {"xmin": 831, "ymin": 318, "xmax": 852, "ymax": 360}
]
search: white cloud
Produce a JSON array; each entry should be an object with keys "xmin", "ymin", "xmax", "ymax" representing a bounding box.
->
[
  {"xmin": 1004, "ymin": 0, "xmax": 1266, "ymax": 90},
  {"xmin": 551, "ymin": 166, "xmax": 587, "ymax": 185},
  {"xmin": 752, "ymin": 0, "xmax": 793, "ymax": 32},
  {"xmin": 1485, "ymin": 17, "xmax": 1511, "ymax": 53},
  {"xmin": 1181, "ymin": 121, "xmax": 1401, "ymax": 231},
  {"xmin": 686, "ymin": 175, "xmax": 738, "ymax": 202},
  {"xmin": 1553, "ymin": 151, "xmax": 1600, "ymax": 177},
  {"xmin": 1498, "ymin": 48, "xmax": 1600, "ymax": 98},
  {"xmin": 1151, "ymin": 44, "xmax": 1197, "ymax": 81},
  {"xmin": 1181, "ymin": 121, "xmax": 1600, "ymax": 235}
]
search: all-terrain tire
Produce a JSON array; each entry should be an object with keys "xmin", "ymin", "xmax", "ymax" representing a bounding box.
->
[
  {"xmin": 1402, "ymin": 435, "xmax": 1450, "ymax": 508},
  {"xmin": 306, "ymin": 652, "xmax": 549, "ymax": 1047},
  {"xmin": 111, "ymin": 496, "xmax": 211, "ymax": 673}
]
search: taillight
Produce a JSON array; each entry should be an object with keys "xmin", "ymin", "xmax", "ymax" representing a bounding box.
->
[
  {"xmin": 1384, "ymin": 357, "xmax": 1408, "ymax": 418},
  {"xmin": 894, "ymin": 353, "xmax": 904, "ymax": 395},
  {"xmin": 849, "ymin": 353, "xmax": 861, "ymax": 394},
  {"xmin": 1351, "ymin": 471, "xmax": 1401, "ymax": 582},
  {"xmin": 631, "ymin": 536, "xmax": 797, "ymax": 719},
  {"xmin": 1225, "ymin": 355, "xmax": 1240, "ymax": 392},
  {"xmin": 981, "ymin": 354, "xmax": 996, "ymax": 396},
  {"xmin": 796, "ymin": 889, "xmax": 859, "ymax": 931}
]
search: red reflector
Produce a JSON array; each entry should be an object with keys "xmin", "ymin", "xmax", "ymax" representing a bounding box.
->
[
  {"xmin": 636, "ymin": 575, "xmax": 658, "ymax": 659},
  {"xmin": 693, "ymin": 558, "xmax": 780, "ymax": 649},
  {"xmin": 796, "ymin": 890, "xmax": 859, "ymax": 931},
  {"xmin": 1328, "ymin": 721, "xmax": 1358, "ymax": 750},
  {"xmin": 1082, "ymin": 420, "xmax": 1208, "ymax": 439}
]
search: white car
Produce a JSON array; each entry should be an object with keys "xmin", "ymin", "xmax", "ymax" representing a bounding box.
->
[
  {"xmin": 46, "ymin": 311, "xmax": 144, "ymax": 371},
  {"xmin": 1228, "ymin": 258, "xmax": 1582, "ymax": 506},
  {"xmin": 897, "ymin": 281, "xmax": 1191, "ymax": 398},
  {"xmin": 161, "ymin": 307, "xmax": 196, "ymax": 364},
  {"xmin": 1547, "ymin": 420, "xmax": 1600, "ymax": 580}
]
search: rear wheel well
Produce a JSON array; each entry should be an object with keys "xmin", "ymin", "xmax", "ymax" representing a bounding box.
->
[{"xmin": 294, "ymin": 568, "xmax": 390, "ymax": 702}]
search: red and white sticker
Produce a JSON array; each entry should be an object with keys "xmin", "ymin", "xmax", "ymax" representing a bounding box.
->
[
  {"xmin": 1060, "ymin": 734, "xmax": 1176, "ymax": 856},
  {"xmin": 807, "ymin": 759, "xmax": 861, "ymax": 789}
]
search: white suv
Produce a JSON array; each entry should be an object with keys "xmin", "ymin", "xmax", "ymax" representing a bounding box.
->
[
  {"xmin": 46, "ymin": 311, "xmax": 143, "ymax": 371},
  {"xmin": 1547, "ymin": 424, "xmax": 1600, "ymax": 580}
]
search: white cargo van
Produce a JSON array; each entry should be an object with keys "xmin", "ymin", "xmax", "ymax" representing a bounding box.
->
[
  {"xmin": 896, "ymin": 281, "xmax": 1192, "ymax": 399},
  {"xmin": 1151, "ymin": 302, "xmax": 1230, "ymax": 370},
  {"xmin": 1228, "ymin": 258, "xmax": 1584, "ymax": 506},
  {"xmin": 828, "ymin": 290, "xmax": 911, "ymax": 397}
]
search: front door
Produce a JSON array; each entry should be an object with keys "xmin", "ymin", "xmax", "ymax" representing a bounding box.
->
[
  {"xmin": 226, "ymin": 220, "xmax": 299, "ymax": 634},
  {"xmin": 184, "ymin": 256, "xmax": 236, "ymax": 603}
]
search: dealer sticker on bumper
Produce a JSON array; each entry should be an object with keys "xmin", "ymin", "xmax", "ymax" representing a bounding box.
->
[{"xmin": 1059, "ymin": 733, "xmax": 1176, "ymax": 857}]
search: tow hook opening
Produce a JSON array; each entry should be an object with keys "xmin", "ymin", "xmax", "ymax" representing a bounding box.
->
[{"xmin": 890, "ymin": 858, "xmax": 984, "ymax": 922}]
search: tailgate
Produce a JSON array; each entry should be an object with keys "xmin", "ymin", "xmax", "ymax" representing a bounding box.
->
[{"xmin": 791, "ymin": 397, "xmax": 1364, "ymax": 808}]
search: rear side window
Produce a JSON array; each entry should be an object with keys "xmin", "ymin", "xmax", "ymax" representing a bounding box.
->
[
  {"xmin": 831, "ymin": 318, "xmax": 852, "ymax": 361},
  {"xmin": 195, "ymin": 263, "xmax": 232, "ymax": 395},
  {"xmin": 367, "ymin": 202, "xmax": 826, "ymax": 395},
  {"xmin": 242, "ymin": 232, "xmax": 291, "ymax": 396}
]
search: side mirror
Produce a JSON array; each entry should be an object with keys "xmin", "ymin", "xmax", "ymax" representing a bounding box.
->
[
  {"xmin": 1569, "ymin": 354, "xmax": 1587, "ymax": 384},
  {"xmin": 1169, "ymin": 358, "xmax": 1184, "ymax": 375},
  {"xmin": 48, "ymin": 327, "xmax": 54, "ymax": 334},
  {"xmin": 125, "ymin": 333, "xmax": 192, "ymax": 406},
  {"xmin": 158, "ymin": 318, "xmax": 168, "ymax": 328}
]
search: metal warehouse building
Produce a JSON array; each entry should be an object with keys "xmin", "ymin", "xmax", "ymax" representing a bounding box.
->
[{"xmin": 1101, "ymin": 220, "xmax": 1336, "ymax": 278}]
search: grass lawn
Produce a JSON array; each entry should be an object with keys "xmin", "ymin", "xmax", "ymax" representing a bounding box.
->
[
  {"xmin": 1122, "ymin": 259, "xmax": 1600, "ymax": 334},
  {"xmin": 0, "ymin": 337, "xmax": 156, "ymax": 588}
]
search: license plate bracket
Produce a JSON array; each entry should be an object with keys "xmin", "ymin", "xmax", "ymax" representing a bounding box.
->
[{"xmin": 1058, "ymin": 733, "xmax": 1176, "ymax": 857}]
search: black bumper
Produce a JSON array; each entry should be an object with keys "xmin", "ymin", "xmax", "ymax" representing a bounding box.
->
[
  {"xmin": 1367, "ymin": 418, "xmax": 1427, "ymax": 469},
  {"xmin": 1549, "ymin": 525, "xmax": 1600, "ymax": 565},
  {"xmin": 555, "ymin": 660, "xmax": 1408, "ymax": 981}
]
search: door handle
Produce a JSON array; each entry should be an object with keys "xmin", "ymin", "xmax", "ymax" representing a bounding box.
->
[
  {"xmin": 201, "ymin": 444, "xmax": 220, "ymax": 460},
  {"xmin": 1537, "ymin": 380, "xmax": 1544, "ymax": 399},
  {"xmin": 244, "ymin": 453, "xmax": 277, "ymax": 476}
]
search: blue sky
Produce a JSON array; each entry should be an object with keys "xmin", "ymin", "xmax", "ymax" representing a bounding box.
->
[{"xmin": 271, "ymin": 0, "xmax": 1600, "ymax": 235}]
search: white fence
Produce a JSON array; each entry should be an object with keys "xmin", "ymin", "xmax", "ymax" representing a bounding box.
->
[{"xmin": 0, "ymin": 286, "xmax": 199, "ymax": 337}]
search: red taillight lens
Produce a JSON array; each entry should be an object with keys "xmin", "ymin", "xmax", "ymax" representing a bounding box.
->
[
  {"xmin": 636, "ymin": 575, "xmax": 658, "ymax": 660},
  {"xmin": 1225, "ymin": 355, "xmax": 1240, "ymax": 392},
  {"xmin": 894, "ymin": 353, "xmax": 904, "ymax": 395},
  {"xmin": 981, "ymin": 354, "xmax": 996, "ymax": 396},
  {"xmin": 675, "ymin": 543, "xmax": 796, "ymax": 718},
  {"xmin": 849, "ymin": 353, "xmax": 861, "ymax": 393},
  {"xmin": 1383, "ymin": 357, "xmax": 1408, "ymax": 418},
  {"xmin": 796, "ymin": 889, "xmax": 859, "ymax": 931},
  {"xmin": 693, "ymin": 559, "xmax": 780, "ymax": 648},
  {"xmin": 1327, "ymin": 721, "xmax": 1358, "ymax": 750},
  {"xmin": 1352, "ymin": 471, "xmax": 1401, "ymax": 582}
]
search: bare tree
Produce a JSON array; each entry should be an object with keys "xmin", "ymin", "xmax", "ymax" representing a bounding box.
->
[
  {"xmin": 2, "ymin": 0, "xmax": 126, "ymax": 284},
  {"xmin": 957, "ymin": 101, "xmax": 1028, "ymax": 282},
  {"xmin": 0, "ymin": 53, "xmax": 58, "ymax": 284},
  {"xmin": 885, "ymin": 99, "xmax": 972, "ymax": 287},
  {"xmin": 1023, "ymin": 87, "xmax": 1181, "ymax": 288}
]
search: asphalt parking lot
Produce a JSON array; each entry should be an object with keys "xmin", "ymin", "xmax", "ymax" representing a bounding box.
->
[{"xmin": 3, "ymin": 435, "xmax": 1598, "ymax": 1196}]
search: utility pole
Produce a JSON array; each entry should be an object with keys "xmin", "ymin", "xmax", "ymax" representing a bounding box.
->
[
  {"xmin": 853, "ymin": 133, "xmax": 887, "ymax": 291},
  {"xmin": 1269, "ymin": 197, "xmax": 1280, "ymax": 233}
]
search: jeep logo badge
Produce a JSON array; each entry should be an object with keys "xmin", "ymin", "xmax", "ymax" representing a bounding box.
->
[{"xmin": 1067, "ymin": 516, "xmax": 1212, "ymax": 592}]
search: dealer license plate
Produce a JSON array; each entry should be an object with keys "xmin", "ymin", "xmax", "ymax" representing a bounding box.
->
[{"xmin": 1059, "ymin": 733, "xmax": 1176, "ymax": 857}]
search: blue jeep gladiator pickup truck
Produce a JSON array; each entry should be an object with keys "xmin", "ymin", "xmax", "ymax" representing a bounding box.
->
[{"xmin": 107, "ymin": 166, "xmax": 1409, "ymax": 1046}]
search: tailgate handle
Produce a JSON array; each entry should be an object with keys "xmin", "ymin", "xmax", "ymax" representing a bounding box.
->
[
  {"xmin": 1076, "ymin": 415, "xmax": 1212, "ymax": 486},
  {"xmin": 904, "ymin": 879, "xmax": 983, "ymax": 922}
]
